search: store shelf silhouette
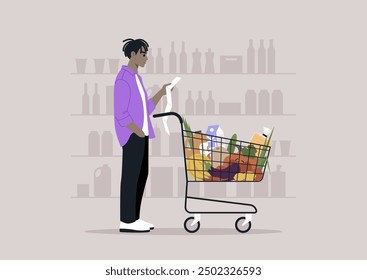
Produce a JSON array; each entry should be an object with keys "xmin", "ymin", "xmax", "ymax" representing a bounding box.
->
[
  {"xmin": 72, "ymin": 39, "xmax": 296, "ymax": 200},
  {"xmin": 74, "ymin": 85, "xmax": 295, "ymax": 117},
  {"xmin": 72, "ymin": 40, "xmax": 295, "ymax": 75},
  {"xmin": 180, "ymin": 89, "xmax": 295, "ymax": 116}
]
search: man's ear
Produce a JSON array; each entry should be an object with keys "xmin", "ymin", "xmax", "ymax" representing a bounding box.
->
[{"xmin": 131, "ymin": 51, "xmax": 136, "ymax": 57}]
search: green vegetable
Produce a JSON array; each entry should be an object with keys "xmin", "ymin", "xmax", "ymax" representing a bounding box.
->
[
  {"xmin": 256, "ymin": 127, "xmax": 274, "ymax": 171},
  {"xmin": 241, "ymin": 144, "xmax": 257, "ymax": 158},
  {"xmin": 183, "ymin": 118, "xmax": 193, "ymax": 149},
  {"xmin": 228, "ymin": 134, "xmax": 237, "ymax": 154},
  {"xmin": 204, "ymin": 162, "xmax": 212, "ymax": 170}
]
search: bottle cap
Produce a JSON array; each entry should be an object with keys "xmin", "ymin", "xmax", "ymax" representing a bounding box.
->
[{"xmin": 263, "ymin": 127, "xmax": 272, "ymax": 136}]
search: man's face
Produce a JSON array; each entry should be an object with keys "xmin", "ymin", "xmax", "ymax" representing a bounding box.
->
[{"xmin": 131, "ymin": 47, "xmax": 148, "ymax": 68}]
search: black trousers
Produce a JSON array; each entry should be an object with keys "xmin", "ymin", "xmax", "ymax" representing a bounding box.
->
[{"xmin": 120, "ymin": 134, "xmax": 149, "ymax": 223}]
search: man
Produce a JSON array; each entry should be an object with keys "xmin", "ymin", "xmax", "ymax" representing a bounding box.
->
[{"xmin": 114, "ymin": 38, "xmax": 170, "ymax": 232}]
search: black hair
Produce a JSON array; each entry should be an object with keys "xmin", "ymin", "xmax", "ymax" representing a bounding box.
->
[{"xmin": 122, "ymin": 38, "xmax": 149, "ymax": 59}]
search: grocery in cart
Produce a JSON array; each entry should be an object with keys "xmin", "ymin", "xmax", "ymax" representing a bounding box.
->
[{"xmin": 153, "ymin": 112, "xmax": 272, "ymax": 233}]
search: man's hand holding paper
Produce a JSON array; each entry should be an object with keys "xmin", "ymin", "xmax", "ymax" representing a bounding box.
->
[{"xmin": 163, "ymin": 76, "xmax": 181, "ymax": 135}]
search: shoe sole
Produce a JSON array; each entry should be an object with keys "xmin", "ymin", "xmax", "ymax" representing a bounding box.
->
[{"xmin": 119, "ymin": 228, "xmax": 150, "ymax": 233}]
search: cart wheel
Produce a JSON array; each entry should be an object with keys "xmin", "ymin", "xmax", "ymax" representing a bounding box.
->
[
  {"xmin": 184, "ymin": 217, "xmax": 200, "ymax": 233},
  {"xmin": 235, "ymin": 217, "xmax": 252, "ymax": 233}
]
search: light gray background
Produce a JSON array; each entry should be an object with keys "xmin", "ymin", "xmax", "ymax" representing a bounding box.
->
[{"xmin": 0, "ymin": 0, "xmax": 366, "ymax": 259}]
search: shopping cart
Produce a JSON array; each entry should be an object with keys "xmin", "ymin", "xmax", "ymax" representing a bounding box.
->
[{"xmin": 153, "ymin": 112, "xmax": 271, "ymax": 233}]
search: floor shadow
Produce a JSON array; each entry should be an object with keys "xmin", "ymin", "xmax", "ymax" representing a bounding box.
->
[{"xmin": 86, "ymin": 228, "xmax": 282, "ymax": 235}]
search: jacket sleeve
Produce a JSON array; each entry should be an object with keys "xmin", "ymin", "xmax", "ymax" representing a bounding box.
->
[
  {"xmin": 147, "ymin": 98, "xmax": 156, "ymax": 115},
  {"xmin": 114, "ymin": 79, "xmax": 133, "ymax": 127}
]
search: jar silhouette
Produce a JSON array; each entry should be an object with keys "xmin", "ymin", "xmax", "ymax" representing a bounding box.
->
[
  {"xmin": 272, "ymin": 89, "xmax": 283, "ymax": 115},
  {"xmin": 94, "ymin": 164, "xmax": 111, "ymax": 197},
  {"xmin": 245, "ymin": 89, "xmax": 257, "ymax": 115},
  {"xmin": 101, "ymin": 131, "xmax": 113, "ymax": 156},
  {"xmin": 258, "ymin": 89, "xmax": 270, "ymax": 115},
  {"xmin": 88, "ymin": 131, "xmax": 100, "ymax": 156}
]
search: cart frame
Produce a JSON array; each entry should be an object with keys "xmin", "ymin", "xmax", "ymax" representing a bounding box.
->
[{"xmin": 153, "ymin": 112, "xmax": 271, "ymax": 233}]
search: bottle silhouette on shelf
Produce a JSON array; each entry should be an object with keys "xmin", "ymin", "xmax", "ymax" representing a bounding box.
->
[
  {"xmin": 192, "ymin": 48, "xmax": 202, "ymax": 74},
  {"xmin": 94, "ymin": 164, "xmax": 111, "ymax": 197},
  {"xmin": 267, "ymin": 39, "xmax": 275, "ymax": 73},
  {"xmin": 271, "ymin": 165, "xmax": 286, "ymax": 197},
  {"xmin": 156, "ymin": 48, "xmax": 164, "ymax": 74},
  {"xmin": 105, "ymin": 85, "xmax": 114, "ymax": 115},
  {"xmin": 88, "ymin": 131, "xmax": 100, "ymax": 156},
  {"xmin": 146, "ymin": 48, "xmax": 154, "ymax": 74},
  {"xmin": 152, "ymin": 124, "xmax": 161, "ymax": 156},
  {"xmin": 185, "ymin": 90, "xmax": 195, "ymax": 115},
  {"xmin": 272, "ymin": 89, "xmax": 283, "ymax": 115},
  {"xmin": 195, "ymin": 90, "xmax": 205, "ymax": 115},
  {"xmin": 258, "ymin": 39, "xmax": 266, "ymax": 74},
  {"xmin": 92, "ymin": 83, "xmax": 100, "ymax": 115},
  {"xmin": 82, "ymin": 83, "xmax": 89, "ymax": 115},
  {"xmin": 206, "ymin": 90, "xmax": 215, "ymax": 115},
  {"xmin": 101, "ymin": 131, "xmax": 113, "ymax": 156},
  {"xmin": 169, "ymin": 42, "xmax": 177, "ymax": 74},
  {"xmin": 247, "ymin": 39, "xmax": 255, "ymax": 74},
  {"xmin": 179, "ymin": 41, "xmax": 187, "ymax": 74},
  {"xmin": 258, "ymin": 89, "xmax": 270, "ymax": 115},
  {"xmin": 204, "ymin": 48, "xmax": 215, "ymax": 74},
  {"xmin": 245, "ymin": 89, "xmax": 257, "ymax": 115}
]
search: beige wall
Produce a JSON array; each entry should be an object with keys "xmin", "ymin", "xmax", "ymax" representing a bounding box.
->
[{"xmin": 0, "ymin": 0, "xmax": 366, "ymax": 259}]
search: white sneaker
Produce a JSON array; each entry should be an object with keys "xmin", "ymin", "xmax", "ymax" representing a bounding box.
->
[
  {"xmin": 119, "ymin": 220, "xmax": 150, "ymax": 233},
  {"xmin": 137, "ymin": 219, "xmax": 154, "ymax": 230}
]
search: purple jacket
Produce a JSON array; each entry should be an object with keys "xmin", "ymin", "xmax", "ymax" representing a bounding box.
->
[{"xmin": 114, "ymin": 65, "xmax": 156, "ymax": 147}]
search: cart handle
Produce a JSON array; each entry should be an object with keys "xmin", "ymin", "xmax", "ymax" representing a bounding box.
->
[{"xmin": 153, "ymin": 112, "xmax": 183, "ymax": 124}]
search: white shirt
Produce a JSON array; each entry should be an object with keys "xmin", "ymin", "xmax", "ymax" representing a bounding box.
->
[{"xmin": 135, "ymin": 74, "xmax": 149, "ymax": 136}]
